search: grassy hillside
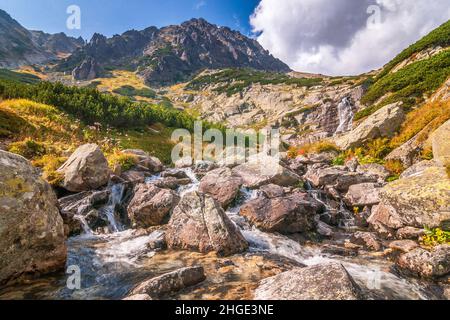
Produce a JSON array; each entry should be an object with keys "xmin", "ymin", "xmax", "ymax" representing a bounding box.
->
[
  {"xmin": 0, "ymin": 99, "xmax": 176, "ymax": 184},
  {"xmin": 0, "ymin": 68, "xmax": 41, "ymax": 84},
  {"xmin": 377, "ymin": 20, "xmax": 450, "ymax": 79}
]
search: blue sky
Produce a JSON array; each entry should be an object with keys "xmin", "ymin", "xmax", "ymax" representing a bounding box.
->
[{"xmin": 0, "ymin": 0, "xmax": 260, "ymax": 40}]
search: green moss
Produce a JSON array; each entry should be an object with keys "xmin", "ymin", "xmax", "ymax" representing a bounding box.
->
[{"xmin": 8, "ymin": 138, "xmax": 46, "ymax": 159}]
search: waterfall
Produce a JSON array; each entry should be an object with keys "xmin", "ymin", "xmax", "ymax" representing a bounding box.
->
[
  {"xmin": 335, "ymin": 97, "xmax": 354, "ymax": 135},
  {"xmin": 99, "ymin": 184, "xmax": 125, "ymax": 233}
]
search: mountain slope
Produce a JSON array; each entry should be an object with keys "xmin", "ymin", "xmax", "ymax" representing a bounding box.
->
[
  {"xmin": 0, "ymin": 9, "xmax": 83, "ymax": 68},
  {"xmin": 56, "ymin": 18, "xmax": 291, "ymax": 86}
]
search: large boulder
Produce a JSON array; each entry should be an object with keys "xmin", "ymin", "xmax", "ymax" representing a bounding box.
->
[
  {"xmin": 199, "ymin": 168, "xmax": 242, "ymax": 209},
  {"xmin": 232, "ymin": 155, "xmax": 300, "ymax": 189},
  {"xmin": 429, "ymin": 119, "xmax": 450, "ymax": 166},
  {"xmin": 239, "ymin": 192, "xmax": 322, "ymax": 234},
  {"xmin": 127, "ymin": 184, "xmax": 179, "ymax": 228},
  {"xmin": 254, "ymin": 263, "xmax": 362, "ymax": 300},
  {"xmin": 305, "ymin": 166, "xmax": 378, "ymax": 193},
  {"xmin": 58, "ymin": 144, "xmax": 110, "ymax": 192},
  {"xmin": 130, "ymin": 266, "xmax": 206, "ymax": 298},
  {"xmin": 368, "ymin": 166, "xmax": 450, "ymax": 237},
  {"xmin": 396, "ymin": 245, "xmax": 450, "ymax": 278},
  {"xmin": 335, "ymin": 102, "xmax": 405, "ymax": 149},
  {"xmin": 344, "ymin": 183, "xmax": 381, "ymax": 207},
  {"xmin": 0, "ymin": 151, "xmax": 66, "ymax": 285},
  {"xmin": 165, "ymin": 192, "xmax": 248, "ymax": 256},
  {"xmin": 122, "ymin": 149, "xmax": 163, "ymax": 173},
  {"xmin": 72, "ymin": 57, "xmax": 100, "ymax": 81}
]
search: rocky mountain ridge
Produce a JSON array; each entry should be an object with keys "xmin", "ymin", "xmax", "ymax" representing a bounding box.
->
[
  {"xmin": 0, "ymin": 9, "xmax": 83, "ymax": 68},
  {"xmin": 56, "ymin": 18, "xmax": 291, "ymax": 85}
]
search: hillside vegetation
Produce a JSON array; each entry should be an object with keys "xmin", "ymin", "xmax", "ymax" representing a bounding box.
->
[{"xmin": 187, "ymin": 68, "xmax": 323, "ymax": 97}]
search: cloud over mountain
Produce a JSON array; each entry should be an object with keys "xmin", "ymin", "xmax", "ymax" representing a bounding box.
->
[{"xmin": 250, "ymin": 0, "xmax": 450, "ymax": 75}]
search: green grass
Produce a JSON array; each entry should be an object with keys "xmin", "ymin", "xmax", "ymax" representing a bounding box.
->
[
  {"xmin": 187, "ymin": 68, "xmax": 323, "ymax": 97},
  {"xmin": 0, "ymin": 69, "xmax": 41, "ymax": 84},
  {"xmin": 357, "ymin": 49, "xmax": 450, "ymax": 120},
  {"xmin": 112, "ymin": 85, "xmax": 157, "ymax": 99}
]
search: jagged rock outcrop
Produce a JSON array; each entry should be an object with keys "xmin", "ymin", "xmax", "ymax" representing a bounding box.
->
[
  {"xmin": 127, "ymin": 184, "xmax": 179, "ymax": 228},
  {"xmin": 58, "ymin": 144, "xmax": 111, "ymax": 192},
  {"xmin": 72, "ymin": 57, "xmax": 100, "ymax": 81},
  {"xmin": 334, "ymin": 102, "xmax": 405, "ymax": 149},
  {"xmin": 254, "ymin": 263, "xmax": 362, "ymax": 300},
  {"xmin": 57, "ymin": 18, "xmax": 290, "ymax": 86},
  {"xmin": 0, "ymin": 151, "xmax": 66, "ymax": 285},
  {"xmin": 165, "ymin": 191, "xmax": 248, "ymax": 256}
]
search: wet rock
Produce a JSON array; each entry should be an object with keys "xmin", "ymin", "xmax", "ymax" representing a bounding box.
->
[
  {"xmin": 305, "ymin": 166, "xmax": 377, "ymax": 193},
  {"xmin": 199, "ymin": 168, "xmax": 242, "ymax": 209},
  {"xmin": 357, "ymin": 163, "xmax": 391, "ymax": 182},
  {"xmin": 350, "ymin": 231, "xmax": 382, "ymax": 251},
  {"xmin": 166, "ymin": 192, "xmax": 248, "ymax": 256},
  {"xmin": 0, "ymin": 151, "xmax": 66, "ymax": 285},
  {"xmin": 58, "ymin": 189, "xmax": 110, "ymax": 235},
  {"xmin": 335, "ymin": 102, "xmax": 405, "ymax": 149},
  {"xmin": 122, "ymin": 149, "xmax": 163, "ymax": 173},
  {"xmin": 193, "ymin": 161, "xmax": 218, "ymax": 177},
  {"xmin": 147, "ymin": 230, "xmax": 167, "ymax": 251},
  {"xmin": 344, "ymin": 183, "xmax": 380, "ymax": 207},
  {"xmin": 127, "ymin": 184, "xmax": 179, "ymax": 228},
  {"xmin": 396, "ymin": 227, "xmax": 425, "ymax": 240},
  {"xmin": 316, "ymin": 220, "xmax": 334, "ymax": 237},
  {"xmin": 239, "ymin": 192, "xmax": 321, "ymax": 234},
  {"xmin": 254, "ymin": 263, "xmax": 362, "ymax": 300},
  {"xmin": 58, "ymin": 144, "xmax": 110, "ymax": 192},
  {"xmin": 151, "ymin": 177, "xmax": 192, "ymax": 190},
  {"xmin": 396, "ymin": 245, "xmax": 450, "ymax": 278},
  {"xmin": 260, "ymin": 184, "xmax": 285, "ymax": 198},
  {"xmin": 120, "ymin": 170, "xmax": 150, "ymax": 184},
  {"xmin": 232, "ymin": 155, "xmax": 301, "ymax": 189},
  {"xmin": 161, "ymin": 169, "xmax": 190, "ymax": 180},
  {"xmin": 131, "ymin": 266, "xmax": 206, "ymax": 298},
  {"xmin": 174, "ymin": 157, "xmax": 193, "ymax": 168},
  {"xmin": 388, "ymin": 240, "xmax": 419, "ymax": 253},
  {"xmin": 123, "ymin": 294, "xmax": 153, "ymax": 300}
]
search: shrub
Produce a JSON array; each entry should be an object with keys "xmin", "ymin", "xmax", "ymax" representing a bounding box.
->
[
  {"xmin": 421, "ymin": 147, "xmax": 434, "ymax": 161},
  {"xmin": 421, "ymin": 227, "xmax": 450, "ymax": 247},
  {"xmin": 108, "ymin": 152, "xmax": 138, "ymax": 172},
  {"xmin": 332, "ymin": 155, "xmax": 345, "ymax": 166},
  {"xmin": 384, "ymin": 159, "xmax": 405, "ymax": 176},
  {"xmin": 446, "ymin": 163, "xmax": 450, "ymax": 179},
  {"xmin": 8, "ymin": 138, "xmax": 46, "ymax": 159},
  {"xmin": 366, "ymin": 138, "xmax": 392, "ymax": 159},
  {"xmin": 288, "ymin": 141, "xmax": 340, "ymax": 158},
  {"xmin": 32, "ymin": 155, "xmax": 68, "ymax": 187}
]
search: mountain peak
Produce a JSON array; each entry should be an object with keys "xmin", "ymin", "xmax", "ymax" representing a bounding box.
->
[{"xmin": 57, "ymin": 18, "xmax": 290, "ymax": 86}]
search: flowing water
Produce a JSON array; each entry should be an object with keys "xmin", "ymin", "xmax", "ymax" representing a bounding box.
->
[
  {"xmin": 0, "ymin": 168, "xmax": 443, "ymax": 300},
  {"xmin": 335, "ymin": 97, "xmax": 354, "ymax": 135}
]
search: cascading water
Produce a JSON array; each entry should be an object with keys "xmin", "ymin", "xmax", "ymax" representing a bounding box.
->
[
  {"xmin": 1, "ymin": 170, "xmax": 442, "ymax": 300},
  {"xmin": 335, "ymin": 96, "xmax": 354, "ymax": 135},
  {"xmin": 99, "ymin": 184, "xmax": 125, "ymax": 233}
]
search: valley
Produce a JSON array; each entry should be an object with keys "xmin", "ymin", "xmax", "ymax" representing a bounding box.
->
[{"xmin": 0, "ymin": 8, "xmax": 449, "ymax": 301}]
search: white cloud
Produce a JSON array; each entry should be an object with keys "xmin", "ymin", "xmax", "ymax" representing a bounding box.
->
[
  {"xmin": 195, "ymin": 0, "xmax": 207, "ymax": 10},
  {"xmin": 250, "ymin": 0, "xmax": 450, "ymax": 75}
]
